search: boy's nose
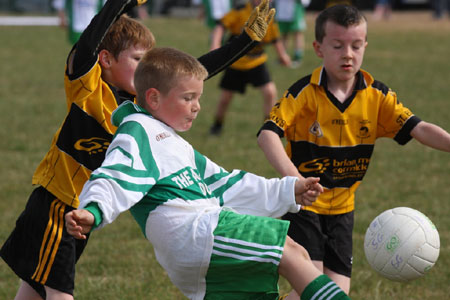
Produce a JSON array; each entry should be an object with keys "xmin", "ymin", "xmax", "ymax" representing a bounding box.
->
[
  {"xmin": 342, "ymin": 46, "xmax": 353, "ymax": 58},
  {"xmin": 192, "ymin": 100, "xmax": 200, "ymax": 112}
]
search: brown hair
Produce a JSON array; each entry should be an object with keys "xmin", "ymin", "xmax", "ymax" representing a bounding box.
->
[
  {"xmin": 134, "ymin": 47, "xmax": 208, "ymax": 107},
  {"xmin": 315, "ymin": 5, "xmax": 367, "ymax": 43},
  {"xmin": 99, "ymin": 15, "xmax": 155, "ymax": 59}
]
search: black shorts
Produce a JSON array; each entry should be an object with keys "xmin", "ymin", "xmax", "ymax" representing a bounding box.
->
[
  {"xmin": 282, "ymin": 210, "xmax": 354, "ymax": 277},
  {"xmin": 219, "ymin": 63, "xmax": 271, "ymax": 94},
  {"xmin": 0, "ymin": 186, "xmax": 88, "ymax": 298}
]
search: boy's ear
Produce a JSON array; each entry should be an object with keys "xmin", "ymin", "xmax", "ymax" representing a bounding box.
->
[
  {"xmin": 312, "ymin": 40, "xmax": 323, "ymax": 58},
  {"xmin": 99, "ymin": 49, "xmax": 113, "ymax": 69},
  {"xmin": 145, "ymin": 88, "xmax": 160, "ymax": 111}
]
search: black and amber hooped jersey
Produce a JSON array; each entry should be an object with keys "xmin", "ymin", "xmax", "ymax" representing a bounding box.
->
[
  {"xmin": 32, "ymin": 61, "xmax": 122, "ymax": 208},
  {"xmin": 31, "ymin": 0, "xmax": 135, "ymax": 209},
  {"xmin": 259, "ymin": 66, "xmax": 421, "ymax": 215},
  {"xmin": 31, "ymin": 0, "xmax": 257, "ymax": 209}
]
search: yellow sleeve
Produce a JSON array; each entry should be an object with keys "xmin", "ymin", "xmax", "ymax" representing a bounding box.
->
[{"xmin": 376, "ymin": 89, "xmax": 415, "ymax": 138}]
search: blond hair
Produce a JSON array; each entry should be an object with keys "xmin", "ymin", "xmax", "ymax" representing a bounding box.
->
[
  {"xmin": 99, "ymin": 15, "xmax": 155, "ymax": 59},
  {"xmin": 134, "ymin": 47, "xmax": 208, "ymax": 107}
]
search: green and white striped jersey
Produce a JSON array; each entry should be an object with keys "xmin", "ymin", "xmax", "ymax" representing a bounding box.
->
[{"xmin": 79, "ymin": 101, "xmax": 299, "ymax": 299}]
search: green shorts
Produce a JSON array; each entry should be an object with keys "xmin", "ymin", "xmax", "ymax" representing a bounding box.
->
[
  {"xmin": 277, "ymin": 3, "xmax": 306, "ymax": 34},
  {"xmin": 204, "ymin": 209, "xmax": 290, "ymax": 300}
]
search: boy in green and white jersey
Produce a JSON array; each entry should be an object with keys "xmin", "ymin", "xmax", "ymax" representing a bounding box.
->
[{"xmin": 66, "ymin": 47, "xmax": 351, "ymax": 300}]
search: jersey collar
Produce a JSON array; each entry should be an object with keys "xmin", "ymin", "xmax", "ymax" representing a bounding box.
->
[
  {"xmin": 111, "ymin": 101, "xmax": 150, "ymax": 127},
  {"xmin": 311, "ymin": 66, "xmax": 369, "ymax": 90},
  {"xmin": 310, "ymin": 66, "xmax": 373, "ymax": 113}
]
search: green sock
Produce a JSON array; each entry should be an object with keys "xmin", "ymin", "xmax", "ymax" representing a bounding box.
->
[
  {"xmin": 293, "ymin": 50, "xmax": 303, "ymax": 61},
  {"xmin": 300, "ymin": 275, "xmax": 350, "ymax": 300}
]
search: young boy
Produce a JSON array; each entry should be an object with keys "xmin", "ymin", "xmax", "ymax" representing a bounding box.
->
[
  {"xmin": 65, "ymin": 46, "xmax": 353, "ymax": 300},
  {"xmin": 257, "ymin": 4, "xmax": 450, "ymax": 294},
  {"xmin": 209, "ymin": 0, "xmax": 292, "ymax": 135},
  {"xmin": 0, "ymin": 0, "xmax": 277, "ymax": 298},
  {"xmin": 274, "ymin": 0, "xmax": 307, "ymax": 66}
]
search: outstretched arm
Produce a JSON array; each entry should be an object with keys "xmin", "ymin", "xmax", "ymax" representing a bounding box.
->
[
  {"xmin": 411, "ymin": 121, "xmax": 450, "ymax": 152},
  {"xmin": 257, "ymin": 129, "xmax": 321, "ymax": 206},
  {"xmin": 257, "ymin": 130, "xmax": 300, "ymax": 177},
  {"xmin": 198, "ymin": 0, "xmax": 276, "ymax": 79}
]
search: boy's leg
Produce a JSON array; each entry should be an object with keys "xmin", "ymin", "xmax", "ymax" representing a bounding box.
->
[
  {"xmin": 293, "ymin": 31, "xmax": 305, "ymax": 62},
  {"xmin": 282, "ymin": 211, "xmax": 354, "ymax": 295},
  {"xmin": 323, "ymin": 267, "xmax": 351, "ymax": 294},
  {"xmin": 211, "ymin": 67, "xmax": 246, "ymax": 135},
  {"xmin": 45, "ymin": 286, "xmax": 74, "ymax": 300},
  {"xmin": 249, "ymin": 63, "xmax": 275, "ymax": 119},
  {"xmin": 15, "ymin": 281, "xmax": 43, "ymax": 300},
  {"xmin": 1, "ymin": 187, "xmax": 87, "ymax": 300},
  {"xmin": 278, "ymin": 237, "xmax": 321, "ymax": 292},
  {"xmin": 210, "ymin": 89, "xmax": 234, "ymax": 135},
  {"xmin": 279, "ymin": 237, "xmax": 350, "ymax": 300},
  {"xmin": 16, "ymin": 282, "xmax": 74, "ymax": 300},
  {"xmin": 213, "ymin": 89, "xmax": 234, "ymax": 124},
  {"xmin": 259, "ymin": 81, "xmax": 277, "ymax": 118}
]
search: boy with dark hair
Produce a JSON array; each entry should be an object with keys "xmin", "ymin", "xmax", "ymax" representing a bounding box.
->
[
  {"xmin": 65, "ymin": 46, "xmax": 352, "ymax": 300},
  {"xmin": 257, "ymin": 4, "xmax": 450, "ymax": 295},
  {"xmin": 0, "ymin": 0, "xmax": 277, "ymax": 298}
]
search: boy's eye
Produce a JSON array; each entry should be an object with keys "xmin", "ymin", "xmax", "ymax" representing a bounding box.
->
[{"xmin": 352, "ymin": 41, "xmax": 364, "ymax": 49}]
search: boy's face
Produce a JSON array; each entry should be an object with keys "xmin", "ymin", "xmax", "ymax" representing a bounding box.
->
[
  {"xmin": 150, "ymin": 76, "xmax": 203, "ymax": 132},
  {"xmin": 102, "ymin": 44, "xmax": 148, "ymax": 95},
  {"xmin": 313, "ymin": 20, "xmax": 368, "ymax": 84}
]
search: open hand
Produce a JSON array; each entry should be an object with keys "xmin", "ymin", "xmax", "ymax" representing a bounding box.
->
[{"xmin": 244, "ymin": 0, "xmax": 276, "ymax": 41}]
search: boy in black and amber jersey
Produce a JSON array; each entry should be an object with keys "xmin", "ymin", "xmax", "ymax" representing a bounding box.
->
[
  {"xmin": 0, "ymin": 0, "xmax": 276, "ymax": 298},
  {"xmin": 257, "ymin": 4, "xmax": 450, "ymax": 297},
  {"xmin": 209, "ymin": 0, "xmax": 291, "ymax": 135}
]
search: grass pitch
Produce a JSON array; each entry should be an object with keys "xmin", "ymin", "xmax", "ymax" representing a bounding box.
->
[{"xmin": 1, "ymin": 10, "xmax": 450, "ymax": 299}]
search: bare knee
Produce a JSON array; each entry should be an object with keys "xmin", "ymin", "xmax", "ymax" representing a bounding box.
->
[
  {"xmin": 45, "ymin": 286, "xmax": 73, "ymax": 300},
  {"xmin": 279, "ymin": 236, "xmax": 311, "ymax": 276},
  {"xmin": 15, "ymin": 281, "xmax": 43, "ymax": 300},
  {"xmin": 284, "ymin": 236, "xmax": 310, "ymax": 260},
  {"xmin": 278, "ymin": 236, "xmax": 322, "ymax": 293}
]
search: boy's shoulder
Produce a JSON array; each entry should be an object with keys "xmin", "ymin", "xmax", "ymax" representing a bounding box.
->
[
  {"xmin": 285, "ymin": 74, "xmax": 312, "ymax": 99},
  {"xmin": 359, "ymin": 69, "xmax": 391, "ymax": 96},
  {"xmin": 370, "ymin": 79, "xmax": 391, "ymax": 96}
]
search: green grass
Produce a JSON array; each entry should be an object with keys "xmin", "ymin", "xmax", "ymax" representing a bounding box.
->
[{"xmin": 1, "ymin": 11, "xmax": 450, "ymax": 299}]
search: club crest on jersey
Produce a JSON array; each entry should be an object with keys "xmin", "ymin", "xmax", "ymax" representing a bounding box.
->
[
  {"xmin": 155, "ymin": 131, "xmax": 171, "ymax": 141},
  {"xmin": 309, "ymin": 121, "xmax": 323, "ymax": 137},
  {"xmin": 357, "ymin": 120, "xmax": 371, "ymax": 139}
]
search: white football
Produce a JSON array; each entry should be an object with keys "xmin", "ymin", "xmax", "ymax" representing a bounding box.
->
[{"xmin": 364, "ymin": 207, "xmax": 440, "ymax": 282}]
